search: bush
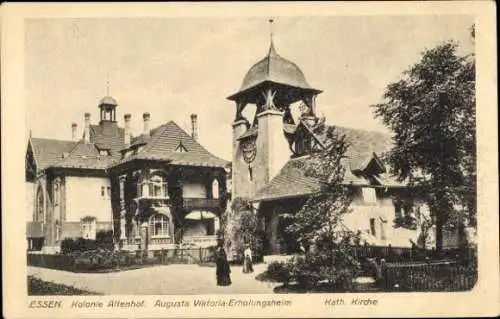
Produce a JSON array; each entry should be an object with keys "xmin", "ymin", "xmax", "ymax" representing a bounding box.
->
[
  {"xmin": 28, "ymin": 276, "xmax": 100, "ymax": 295},
  {"xmin": 265, "ymin": 261, "xmax": 294, "ymax": 286},
  {"xmin": 96, "ymin": 230, "xmax": 114, "ymax": 250},
  {"xmin": 61, "ymin": 237, "xmax": 97, "ymax": 254},
  {"xmin": 230, "ymin": 197, "xmax": 264, "ymax": 262},
  {"xmin": 60, "ymin": 230, "xmax": 115, "ymax": 254},
  {"xmin": 73, "ymin": 249, "xmax": 120, "ymax": 271},
  {"xmin": 292, "ymin": 256, "xmax": 323, "ymax": 290}
]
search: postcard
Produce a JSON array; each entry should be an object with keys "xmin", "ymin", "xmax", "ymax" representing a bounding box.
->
[{"xmin": 1, "ymin": 1, "xmax": 498, "ymax": 318}]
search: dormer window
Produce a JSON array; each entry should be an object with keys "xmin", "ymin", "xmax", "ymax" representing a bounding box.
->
[
  {"xmin": 175, "ymin": 142, "xmax": 188, "ymax": 153},
  {"xmin": 99, "ymin": 149, "xmax": 110, "ymax": 156},
  {"xmin": 133, "ymin": 146, "xmax": 144, "ymax": 155}
]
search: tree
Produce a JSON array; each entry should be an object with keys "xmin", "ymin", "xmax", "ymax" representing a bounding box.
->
[
  {"xmin": 372, "ymin": 41, "xmax": 476, "ymax": 250},
  {"xmin": 229, "ymin": 197, "xmax": 263, "ymax": 261},
  {"xmin": 286, "ymin": 124, "xmax": 359, "ymax": 288}
]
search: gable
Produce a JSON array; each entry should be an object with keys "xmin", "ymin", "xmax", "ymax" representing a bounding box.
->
[
  {"xmin": 29, "ymin": 138, "xmax": 77, "ymax": 170},
  {"xmin": 112, "ymin": 121, "xmax": 229, "ymax": 168},
  {"xmin": 26, "ymin": 142, "xmax": 37, "ymax": 182},
  {"xmin": 294, "ymin": 120, "xmax": 393, "ymax": 171}
]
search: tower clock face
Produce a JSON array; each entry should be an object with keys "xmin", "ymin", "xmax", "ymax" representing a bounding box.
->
[{"xmin": 241, "ymin": 139, "xmax": 257, "ymax": 164}]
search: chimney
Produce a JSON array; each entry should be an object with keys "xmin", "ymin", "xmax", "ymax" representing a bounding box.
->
[
  {"xmin": 190, "ymin": 114, "xmax": 198, "ymax": 142},
  {"xmin": 143, "ymin": 112, "xmax": 150, "ymax": 136},
  {"xmin": 84, "ymin": 113, "xmax": 91, "ymax": 144},
  {"xmin": 71, "ymin": 123, "xmax": 78, "ymax": 141},
  {"xmin": 124, "ymin": 114, "xmax": 131, "ymax": 147}
]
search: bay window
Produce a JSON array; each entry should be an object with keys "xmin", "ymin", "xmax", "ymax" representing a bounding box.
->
[{"xmin": 149, "ymin": 214, "xmax": 169, "ymax": 237}]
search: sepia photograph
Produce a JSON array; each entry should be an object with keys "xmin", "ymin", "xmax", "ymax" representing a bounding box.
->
[{"xmin": 2, "ymin": 2, "xmax": 498, "ymax": 318}]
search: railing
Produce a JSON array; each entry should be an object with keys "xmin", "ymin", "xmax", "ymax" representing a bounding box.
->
[
  {"xmin": 183, "ymin": 198, "xmax": 220, "ymax": 210},
  {"xmin": 153, "ymin": 247, "xmax": 215, "ymax": 264},
  {"xmin": 183, "ymin": 235, "xmax": 217, "ymax": 247},
  {"xmin": 350, "ymin": 245, "xmax": 477, "ymax": 263},
  {"xmin": 382, "ymin": 260, "xmax": 477, "ymax": 291}
]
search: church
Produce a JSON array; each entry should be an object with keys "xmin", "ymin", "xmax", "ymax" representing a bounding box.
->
[
  {"xmin": 226, "ymin": 32, "xmax": 458, "ymax": 255},
  {"xmin": 25, "ymin": 23, "xmax": 461, "ymax": 256},
  {"xmin": 26, "ymin": 97, "xmax": 229, "ymax": 253}
]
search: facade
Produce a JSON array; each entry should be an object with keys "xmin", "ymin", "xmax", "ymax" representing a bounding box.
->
[
  {"xmin": 227, "ymin": 37, "xmax": 460, "ymax": 255},
  {"xmin": 26, "ymin": 97, "xmax": 229, "ymax": 253}
]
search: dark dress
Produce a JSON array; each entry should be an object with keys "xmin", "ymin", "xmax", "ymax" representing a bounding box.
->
[{"xmin": 215, "ymin": 247, "xmax": 231, "ymax": 286}]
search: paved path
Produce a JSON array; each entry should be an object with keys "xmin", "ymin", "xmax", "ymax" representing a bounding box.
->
[{"xmin": 28, "ymin": 263, "xmax": 279, "ymax": 295}]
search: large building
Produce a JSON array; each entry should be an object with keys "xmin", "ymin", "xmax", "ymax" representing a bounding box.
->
[
  {"xmin": 26, "ymin": 97, "xmax": 229, "ymax": 253},
  {"xmin": 25, "ymin": 25, "xmax": 463, "ymax": 256},
  {"xmin": 227, "ymin": 36, "xmax": 462, "ymax": 254}
]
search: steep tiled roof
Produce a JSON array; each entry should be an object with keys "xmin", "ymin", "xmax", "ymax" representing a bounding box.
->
[
  {"xmin": 52, "ymin": 141, "xmax": 114, "ymax": 170},
  {"xmin": 252, "ymin": 156, "xmax": 370, "ymax": 202},
  {"xmin": 301, "ymin": 121, "xmax": 393, "ymax": 171},
  {"xmin": 253, "ymin": 123, "xmax": 397, "ymax": 202},
  {"xmin": 29, "ymin": 138, "xmax": 77, "ymax": 170},
  {"xmin": 228, "ymin": 41, "xmax": 321, "ymax": 100},
  {"xmin": 112, "ymin": 121, "xmax": 229, "ymax": 168},
  {"xmin": 89, "ymin": 123, "xmax": 125, "ymax": 157}
]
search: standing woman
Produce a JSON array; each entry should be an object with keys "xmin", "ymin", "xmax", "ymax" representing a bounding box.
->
[
  {"xmin": 243, "ymin": 244, "xmax": 254, "ymax": 273},
  {"xmin": 215, "ymin": 241, "xmax": 231, "ymax": 286}
]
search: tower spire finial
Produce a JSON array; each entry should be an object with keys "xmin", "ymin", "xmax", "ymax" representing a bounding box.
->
[
  {"xmin": 268, "ymin": 18, "xmax": 277, "ymax": 56},
  {"xmin": 105, "ymin": 75, "xmax": 110, "ymax": 96},
  {"xmin": 269, "ymin": 18, "xmax": 274, "ymax": 42}
]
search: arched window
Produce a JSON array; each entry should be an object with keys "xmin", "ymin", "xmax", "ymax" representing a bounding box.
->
[
  {"xmin": 212, "ymin": 178, "xmax": 220, "ymax": 199},
  {"xmin": 119, "ymin": 176, "xmax": 126, "ymax": 200},
  {"xmin": 55, "ymin": 220, "xmax": 61, "ymax": 241},
  {"xmin": 53, "ymin": 178, "xmax": 60, "ymax": 206},
  {"xmin": 149, "ymin": 214, "xmax": 169, "ymax": 237},
  {"xmin": 35, "ymin": 186, "xmax": 44, "ymax": 222}
]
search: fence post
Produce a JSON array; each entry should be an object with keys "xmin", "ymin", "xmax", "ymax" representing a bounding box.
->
[{"xmin": 199, "ymin": 247, "xmax": 202, "ymax": 264}]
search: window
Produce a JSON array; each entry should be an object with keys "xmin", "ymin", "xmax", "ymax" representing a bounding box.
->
[
  {"xmin": 101, "ymin": 186, "xmax": 105, "ymax": 197},
  {"xmin": 394, "ymin": 201, "xmax": 402, "ymax": 219},
  {"xmin": 107, "ymin": 186, "xmax": 111, "ymax": 198},
  {"xmin": 212, "ymin": 179, "xmax": 220, "ymax": 199},
  {"xmin": 81, "ymin": 217, "xmax": 96, "ymax": 240},
  {"xmin": 55, "ymin": 220, "xmax": 61, "ymax": 241},
  {"xmin": 119, "ymin": 176, "xmax": 126, "ymax": 200},
  {"xmin": 149, "ymin": 214, "xmax": 169, "ymax": 237},
  {"xmin": 148, "ymin": 175, "xmax": 167, "ymax": 197},
  {"xmin": 99, "ymin": 150, "xmax": 110, "ymax": 156},
  {"xmin": 379, "ymin": 218, "xmax": 387, "ymax": 240},
  {"xmin": 362, "ymin": 187, "xmax": 377, "ymax": 203},
  {"xmin": 35, "ymin": 187, "xmax": 44, "ymax": 222},
  {"xmin": 369, "ymin": 218, "xmax": 376, "ymax": 237},
  {"xmin": 53, "ymin": 179, "xmax": 60, "ymax": 206}
]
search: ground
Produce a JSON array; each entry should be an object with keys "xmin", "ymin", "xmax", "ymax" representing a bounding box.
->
[{"xmin": 28, "ymin": 263, "xmax": 279, "ymax": 295}]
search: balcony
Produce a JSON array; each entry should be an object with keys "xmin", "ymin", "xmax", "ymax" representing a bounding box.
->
[{"xmin": 183, "ymin": 198, "xmax": 220, "ymax": 211}]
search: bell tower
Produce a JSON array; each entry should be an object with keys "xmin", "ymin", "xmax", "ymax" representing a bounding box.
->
[
  {"xmin": 98, "ymin": 96, "xmax": 118, "ymax": 124},
  {"xmin": 228, "ymin": 20, "xmax": 322, "ymax": 198}
]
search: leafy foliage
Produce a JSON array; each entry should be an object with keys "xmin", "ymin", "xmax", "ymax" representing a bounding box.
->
[
  {"xmin": 284, "ymin": 125, "xmax": 361, "ymax": 289},
  {"xmin": 60, "ymin": 230, "xmax": 115, "ymax": 254},
  {"xmin": 28, "ymin": 276, "xmax": 101, "ymax": 295},
  {"xmin": 372, "ymin": 41, "xmax": 476, "ymax": 249},
  {"xmin": 230, "ymin": 197, "xmax": 263, "ymax": 261}
]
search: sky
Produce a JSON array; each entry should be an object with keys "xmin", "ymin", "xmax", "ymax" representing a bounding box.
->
[{"xmin": 25, "ymin": 15, "xmax": 474, "ymax": 161}]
